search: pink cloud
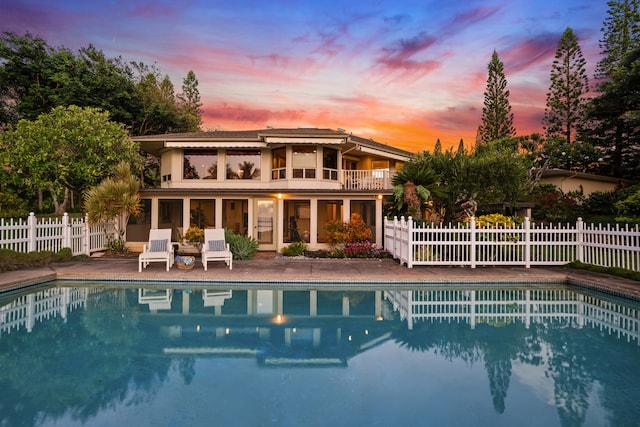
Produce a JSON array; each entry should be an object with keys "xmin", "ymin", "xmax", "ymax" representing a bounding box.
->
[
  {"xmin": 128, "ymin": 0, "xmax": 181, "ymax": 18},
  {"xmin": 502, "ymin": 33, "xmax": 559, "ymax": 74},
  {"xmin": 202, "ymin": 103, "xmax": 306, "ymax": 126},
  {"xmin": 444, "ymin": 6, "xmax": 501, "ymax": 36}
]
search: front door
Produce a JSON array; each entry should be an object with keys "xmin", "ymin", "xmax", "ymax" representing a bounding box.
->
[{"xmin": 254, "ymin": 199, "xmax": 276, "ymax": 251}]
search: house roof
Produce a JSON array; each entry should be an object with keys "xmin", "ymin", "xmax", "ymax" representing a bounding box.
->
[
  {"xmin": 133, "ymin": 127, "xmax": 414, "ymax": 160},
  {"xmin": 533, "ymin": 168, "xmax": 627, "ymax": 184}
]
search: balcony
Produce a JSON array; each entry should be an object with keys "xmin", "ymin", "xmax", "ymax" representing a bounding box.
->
[{"xmin": 342, "ymin": 170, "xmax": 394, "ymax": 190}]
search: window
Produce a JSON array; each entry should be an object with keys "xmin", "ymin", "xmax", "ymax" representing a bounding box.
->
[
  {"xmin": 159, "ymin": 199, "xmax": 183, "ymax": 241},
  {"xmin": 292, "ymin": 146, "xmax": 316, "ymax": 179},
  {"xmin": 317, "ymin": 200, "xmax": 343, "ymax": 243},
  {"xmin": 222, "ymin": 199, "xmax": 248, "ymax": 235},
  {"xmin": 190, "ymin": 199, "xmax": 215, "ymax": 229},
  {"xmin": 184, "ymin": 150, "xmax": 218, "ymax": 179},
  {"xmin": 271, "ymin": 147, "xmax": 286, "ymax": 180},
  {"xmin": 226, "ymin": 151, "xmax": 261, "ymax": 180},
  {"xmin": 283, "ymin": 200, "xmax": 310, "ymax": 243},
  {"xmin": 323, "ymin": 148, "xmax": 338, "ymax": 180}
]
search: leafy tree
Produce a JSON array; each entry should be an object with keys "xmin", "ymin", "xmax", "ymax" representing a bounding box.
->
[
  {"xmin": 404, "ymin": 140, "xmax": 532, "ymax": 222},
  {"xmin": 84, "ymin": 161, "xmax": 142, "ymax": 251},
  {"xmin": 543, "ymin": 27, "xmax": 590, "ymax": 143},
  {"xmin": 0, "ymin": 32, "xmax": 70, "ymax": 124},
  {"xmin": 1, "ymin": 32, "xmax": 203, "ymax": 137},
  {"xmin": 478, "ymin": 50, "xmax": 516, "ymax": 143},
  {"xmin": 1, "ymin": 106, "xmax": 142, "ymax": 213},
  {"xmin": 534, "ymin": 137, "xmax": 602, "ymax": 172}
]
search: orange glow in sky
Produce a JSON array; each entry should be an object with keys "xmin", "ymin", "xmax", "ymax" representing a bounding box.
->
[{"xmin": 2, "ymin": 0, "xmax": 608, "ymax": 153}]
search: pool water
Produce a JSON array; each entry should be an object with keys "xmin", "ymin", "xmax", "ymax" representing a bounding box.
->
[{"xmin": 1, "ymin": 283, "xmax": 639, "ymax": 426}]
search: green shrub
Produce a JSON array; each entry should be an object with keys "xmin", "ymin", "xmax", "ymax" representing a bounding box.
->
[
  {"xmin": 224, "ymin": 229, "xmax": 258, "ymax": 260},
  {"xmin": 0, "ymin": 192, "xmax": 29, "ymax": 218},
  {"xmin": 0, "ymin": 247, "xmax": 77, "ymax": 272},
  {"xmin": 282, "ymin": 241, "xmax": 306, "ymax": 256}
]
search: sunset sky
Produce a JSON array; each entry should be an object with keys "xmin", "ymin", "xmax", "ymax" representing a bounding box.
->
[{"xmin": 1, "ymin": 0, "xmax": 609, "ymax": 153}]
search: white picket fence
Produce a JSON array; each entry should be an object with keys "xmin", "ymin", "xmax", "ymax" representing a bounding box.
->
[
  {"xmin": 0, "ymin": 213, "xmax": 115, "ymax": 256},
  {"xmin": 384, "ymin": 216, "xmax": 640, "ymax": 271}
]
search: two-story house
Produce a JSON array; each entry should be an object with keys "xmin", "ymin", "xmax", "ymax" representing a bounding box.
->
[{"xmin": 129, "ymin": 127, "xmax": 413, "ymax": 252}]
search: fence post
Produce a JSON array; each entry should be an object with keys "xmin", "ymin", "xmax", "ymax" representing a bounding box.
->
[
  {"xmin": 83, "ymin": 213, "xmax": 91, "ymax": 256},
  {"xmin": 407, "ymin": 216, "xmax": 413, "ymax": 268},
  {"xmin": 524, "ymin": 217, "xmax": 531, "ymax": 268},
  {"xmin": 62, "ymin": 212, "xmax": 70, "ymax": 249},
  {"xmin": 470, "ymin": 216, "xmax": 476, "ymax": 268},
  {"xmin": 576, "ymin": 217, "xmax": 583, "ymax": 263},
  {"xmin": 28, "ymin": 212, "xmax": 36, "ymax": 252}
]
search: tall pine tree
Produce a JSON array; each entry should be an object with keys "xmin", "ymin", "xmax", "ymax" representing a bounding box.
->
[
  {"xmin": 479, "ymin": 50, "xmax": 516, "ymax": 143},
  {"xmin": 584, "ymin": 0, "xmax": 640, "ymax": 178},
  {"xmin": 543, "ymin": 27, "xmax": 589, "ymax": 143},
  {"xmin": 595, "ymin": 0, "xmax": 640, "ymax": 78}
]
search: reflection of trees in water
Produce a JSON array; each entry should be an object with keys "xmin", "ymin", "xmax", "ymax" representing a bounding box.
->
[
  {"xmin": 392, "ymin": 317, "xmax": 640, "ymax": 423},
  {"xmin": 0, "ymin": 289, "xmax": 172, "ymax": 427},
  {"xmin": 178, "ymin": 357, "xmax": 196, "ymax": 385}
]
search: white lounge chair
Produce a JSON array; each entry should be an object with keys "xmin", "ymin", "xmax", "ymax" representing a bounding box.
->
[
  {"xmin": 202, "ymin": 228, "xmax": 233, "ymax": 270},
  {"xmin": 138, "ymin": 228, "xmax": 174, "ymax": 272}
]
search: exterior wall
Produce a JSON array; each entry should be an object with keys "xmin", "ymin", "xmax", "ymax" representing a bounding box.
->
[
  {"xmin": 133, "ymin": 129, "xmax": 411, "ymax": 254},
  {"xmin": 540, "ymin": 176, "xmax": 618, "ymax": 196},
  {"xmin": 131, "ymin": 193, "xmax": 387, "ymax": 253}
]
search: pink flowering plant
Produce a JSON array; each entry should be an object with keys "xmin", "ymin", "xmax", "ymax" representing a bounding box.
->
[{"xmin": 328, "ymin": 240, "xmax": 390, "ymax": 259}]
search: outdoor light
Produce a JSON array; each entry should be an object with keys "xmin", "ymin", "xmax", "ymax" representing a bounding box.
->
[
  {"xmin": 277, "ymin": 193, "xmax": 283, "ymax": 199},
  {"xmin": 196, "ymin": 324, "xmax": 200, "ymax": 332},
  {"xmin": 377, "ymin": 194, "xmax": 383, "ymax": 199}
]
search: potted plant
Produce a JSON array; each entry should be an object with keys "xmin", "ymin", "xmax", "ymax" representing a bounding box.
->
[{"xmin": 182, "ymin": 226, "xmax": 204, "ymax": 251}]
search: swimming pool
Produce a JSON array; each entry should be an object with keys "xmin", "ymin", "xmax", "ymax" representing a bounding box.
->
[{"xmin": 1, "ymin": 282, "xmax": 639, "ymax": 426}]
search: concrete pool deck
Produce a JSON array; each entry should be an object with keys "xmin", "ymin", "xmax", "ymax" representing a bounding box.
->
[{"xmin": 1, "ymin": 254, "xmax": 639, "ymax": 300}]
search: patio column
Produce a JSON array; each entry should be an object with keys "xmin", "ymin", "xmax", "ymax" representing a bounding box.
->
[{"xmin": 375, "ymin": 196, "xmax": 383, "ymax": 247}]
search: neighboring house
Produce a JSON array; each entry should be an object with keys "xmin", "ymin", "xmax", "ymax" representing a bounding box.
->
[
  {"xmin": 534, "ymin": 168, "xmax": 627, "ymax": 197},
  {"xmin": 129, "ymin": 127, "xmax": 413, "ymax": 252}
]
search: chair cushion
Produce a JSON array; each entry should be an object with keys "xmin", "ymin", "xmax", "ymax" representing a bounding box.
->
[
  {"xmin": 150, "ymin": 239, "xmax": 167, "ymax": 252},
  {"xmin": 208, "ymin": 240, "xmax": 226, "ymax": 251}
]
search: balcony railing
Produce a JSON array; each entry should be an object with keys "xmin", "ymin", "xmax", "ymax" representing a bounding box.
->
[{"xmin": 342, "ymin": 170, "xmax": 393, "ymax": 190}]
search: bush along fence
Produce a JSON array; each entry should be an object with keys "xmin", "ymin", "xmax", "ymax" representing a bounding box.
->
[
  {"xmin": 0, "ymin": 213, "xmax": 115, "ymax": 256},
  {"xmin": 384, "ymin": 216, "xmax": 640, "ymax": 271}
]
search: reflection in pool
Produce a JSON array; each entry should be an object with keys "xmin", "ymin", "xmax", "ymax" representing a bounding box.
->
[{"xmin": 0, "ymin": 283, "xmax": 639, "ymax": 426}]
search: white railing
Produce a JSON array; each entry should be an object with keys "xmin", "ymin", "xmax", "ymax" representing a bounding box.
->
[
  {"xmin": 342, "ymin": 170, "xmax": 393, "ymax": 190},
  {"xmin": 0, "ymin": 213, "xmax": 114, "ymax": 256},
  {"xmin": 384, "ymin": 216, "xmax": 640, "ymax": 271}
]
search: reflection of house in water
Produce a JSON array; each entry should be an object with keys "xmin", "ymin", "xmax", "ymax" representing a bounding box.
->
[
  {"xmin": 2, "ymin": 285, "xmax": 639, "ymax": 365},
  {"xmin": 139, "ymin": 288, "xmax": 392, "ymax": 366}
]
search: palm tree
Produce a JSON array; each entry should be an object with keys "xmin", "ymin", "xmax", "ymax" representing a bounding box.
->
[
  {"xmin": 391, "ymin": 162, "xmax": 443, "ymax": 220},
  {"xmin": 84, "ymin": 161, "xmax": 142, "ymax": 251}
]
